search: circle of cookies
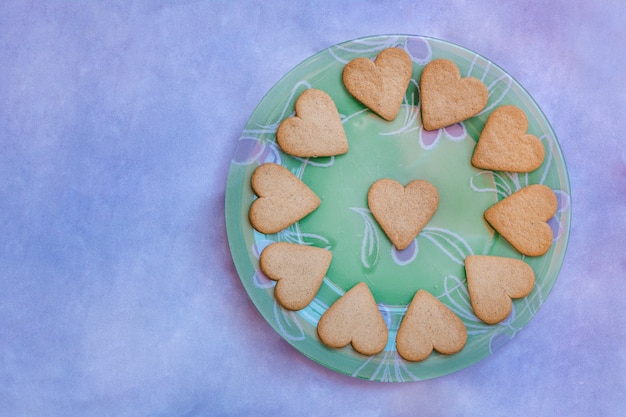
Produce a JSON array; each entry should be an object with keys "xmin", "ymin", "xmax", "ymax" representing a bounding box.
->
[{"xmin": 248, "ymin": 47, "xmax": 557, "ymax": 361}]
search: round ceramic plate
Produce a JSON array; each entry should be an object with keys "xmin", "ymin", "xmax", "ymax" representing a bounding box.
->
[{"xmin": 225, "ymin": 35, "xmax": 570, "ymax": 382}]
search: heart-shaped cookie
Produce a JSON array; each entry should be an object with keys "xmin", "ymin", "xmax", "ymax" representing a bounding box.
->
[
  {"xmin": 249, "ymin": 163, "xmax": 321, "ymax": 234},
  {"xmin": 368, "ymin": 179, "xmax": 439, "ymax": 250},
  {"xmin": 465, "ymin": 255, "xmax": 535, "ymax": 324},
  {"xmin": 484, "ymin": 184, "xmax": 557, "ymax": 256},
  {"xmin": 317, "ymin": 282, "xmax": 388, "ymax": 356},
  {"xmin": 396, "ymin": 290, "xmax": 467, "ymax": 362},
  {"xmin": 260, "ymin": 242, "xmax": 332, "ymax": 310},
  {"xmin": 420, "ymin": 58, "xmax": 488, "ymax": 131},
  {"xmin": 276, "ymin": 89, "xmax": 349, "ymax": 158},
  {"xmin": 342, "ymin": 47, "xmax": 412, "ymax": 121},
  {"xmin": 471, "ymin": 105, "xmax": 545, "ymax": 172}
]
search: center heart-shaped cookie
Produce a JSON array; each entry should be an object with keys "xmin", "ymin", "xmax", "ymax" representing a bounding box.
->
[
  {"xmin": 471, "ymin": 105, "xmax": 545, "ymax": 172},
  {"xmin": 367, "ymin": 179, "xmax": 439, "ymax": 250},
  {"xmin": 260, "ymin": 242, "xmax": 332, "ymax": 311},
  {"xmin": 276, "ymin": 89, "xmax": 349, "ymax": 158},
  {"xmin": 420, "ymin": 58, "xmax": 488, "ymax": 131},
  {"xmin": 396, "ymin": 290, "xmax": 467, "ymax": 362},
  {"xmin": 484, "ymin": 184, "xmax": 557, "ymax": 256},
  {"xmin": 317, "ymin": 282, "xmax": 388, "ymax": 356},
  {"xmin": 465, "ymin": 255, "xmax": 535, "ymax": 324},
  {"xmin": 249, "ymin": 163, "xmax": 321, "ymax": 234},
  {"xmin": 342, "ymin": 47, "xmax": 412, "ymax": 121}
]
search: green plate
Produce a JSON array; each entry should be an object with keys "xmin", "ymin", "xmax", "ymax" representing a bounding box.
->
[{"xmin": 225, "ymin": 35, "xmax": 570, "ymax": 381}]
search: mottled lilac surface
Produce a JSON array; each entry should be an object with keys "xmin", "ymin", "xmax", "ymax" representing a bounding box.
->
[{"xmin": 1, "ymin": 1, "xmax": 625, "ymax": 416}]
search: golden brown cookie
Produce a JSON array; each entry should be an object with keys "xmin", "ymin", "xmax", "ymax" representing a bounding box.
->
[
  {"xmin": 249, "ymin": 163, "xmax": 321, "ymax": 234},
  {"xmin": 471, "ymin": 105, "xmax": 545, "ymax": 172},
  {"xmin": 484, "ymin": 184, "xmax": 557, "ymax": 256},
  {"xmin": 276, "ymin": 89, "xmax": 349, "ymax": 158},
  {"xmin": 396, "ymin": 290, "xmax": 467, "ymax": 362},
  {"xmin": 317, "ymin": 282, "xmax": 388, "ymax": 356},
  {"xmin": 419, "ymin": 58, "xmax": 488, "ymax": 131},
  {"xmin": 464, "ymin": 255, "xmax": 535, "ymax": 324},
  {"xmin": 342, "ymin": 47, "xmax": 413, "ymax": 121},
  {"xmin": 260, "ymin": 242, "xmax": 332, "ymax": 310},
  {"xmin": 367, "ymin": 178, "xmax": 439, "ymax": 250}
]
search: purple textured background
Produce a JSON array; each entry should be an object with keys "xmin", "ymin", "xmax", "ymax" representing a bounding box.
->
[{"xmin": 1, "ymin": 1, "xmax": 624, "ymax": 416}]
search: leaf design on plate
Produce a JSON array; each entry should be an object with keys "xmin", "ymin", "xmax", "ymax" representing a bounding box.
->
[
  {"xmin": 418, "ymin": 126, "xmax": 442, "ymax": 150},
  {"xmin": 479, "ymin": 73, "xmax": 513, "ymax": 116},
  {"xmin": 352, "ymin": 350, "xmax": 421, "ymax": 382},
  {"xmin": 406, "ymin": 36, "xmax": 432, "ymax": 65},
  {"xmin": 390, "ymin": 353, "xmax": 422, "ymax": 382},
  {"xmin": 420, "ymin": 227, "xmax": 474, "ymax": 265},
  {"xmin": 278, "ymin": 80, "xmax": 313, "ymax": 122},
  {"xmin": 232, "ymin": 137, "xmax": 267, "ymax": 165},
  {"xmin": 489, "ymin": 332, "xmax": 511, "ymax": 354},
  {"xmin": 281, "ymin": 228, "xmax": 331, "ymax": 250},
  {"xmin": 522, "ymin": 282, "xmax": 544, "ymax": 316},
  {"xmin": 417, "ymin": 122, "xmax": 467, "ymax": 150},
  {"xmin": 232, "ymin": 137, "xmax": 283, "ymax": 166},
  {"xmin": 466, "ymin": 54, "xmax": 513, "ymax": 116},
  {"xmin": 350, "ymin": 207, "xmax": 380, "ymax": 269},
  {"xmin": 252, "ymin": 269, "xmax": 275, "ymax": 289},
  {"xmin": 328, "ymin": 36, "xmax": 406, "ymax": 64},
  {"xmin": 391, "ymin": 239, "xmax": 418, "ymax": 266},
  {"xmin": 273, "ymin": 300, "xmax": 306, "ymax": 342},
  {"xmin": 251, "ymin": 239, "xmax": 275, "ymax": 259},
  {"xmin": 259, "ymin": 142, "xmax": 284, "ymax": 165},
  {"xmin": 469, "ymin": 170, "xmax": 501, "ymax": 196},
  {"xmin": 442, "ymin": 122, "xmax": 467, "ymax": 141},
  {"xmin": 470, "ymin": 170, "xmax": 520, "ymax": 200},
  {"xmin": 299, "ymin": 232, "xmax": 332, "ymax": 249},
  {"xmin": 495, "ymin": 172, "xmax": 518, "ymax": 197}
]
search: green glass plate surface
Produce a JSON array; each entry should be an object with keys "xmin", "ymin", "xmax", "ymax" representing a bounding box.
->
[{"xmin": 225, "ymin": 35, "xmax": 571, "ymax": 382}]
